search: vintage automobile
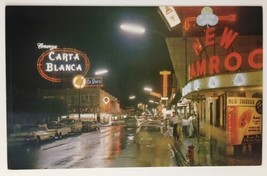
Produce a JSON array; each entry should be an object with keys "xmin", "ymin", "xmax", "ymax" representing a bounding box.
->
[
  {"xmin": 47, "ymin": 122, "xmax": 71, "ymax": 138},
  {"xmin": 134, "ymin": 120, "xmax": 171, "ymax": 151},
  {"xmin": 90, "ymin": 121, "xmax": 100, "ymax": 131},
  {"xmin": 60, "ymin": 118, "xmax": 83, "ymax": 134},
  {"xmin": 82, "ymin": 121, "xmax": 100, "ymax": 132},
  {"xmin": 124, "ymin": 117, "xmax": 138, "ymax": 134},
  {"xmin": 9, "ymin": 124, "xmax": 56, "ymax": 145},
  {"xmin": 82, "ymin": 121, "xmax": 91, "ymax": 132}
]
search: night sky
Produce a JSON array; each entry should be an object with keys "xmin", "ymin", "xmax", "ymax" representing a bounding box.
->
[
  {"xmin": 6, "ymin": 6, "xmax": 263, "ymax": 108},
  {"xmin": 6, "ymin": 6, "xmax": 176, "ymax": 108}
]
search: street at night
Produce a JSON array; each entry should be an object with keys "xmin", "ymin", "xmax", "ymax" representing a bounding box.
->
[
  {"xmin": 2, "ymin": 1, "xmax": 266, "ymax": 176},
  {"xmin": 8, "ymin": 125, "xmax": 177, "ymax": 168}
]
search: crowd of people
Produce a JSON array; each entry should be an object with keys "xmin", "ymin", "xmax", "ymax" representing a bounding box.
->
[{"xmin": 168, "ymin": 111, "xmax": 198, "ymax": 142}]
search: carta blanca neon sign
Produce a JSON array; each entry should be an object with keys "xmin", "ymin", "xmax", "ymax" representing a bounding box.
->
[{"xmin": 37, "ymin": 48, "xmax": 90, "ymax": 82}]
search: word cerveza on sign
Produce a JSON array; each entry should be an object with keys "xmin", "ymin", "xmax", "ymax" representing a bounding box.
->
[
  {"xmin": 37, "ymin": 48, "xmax": 90, "ymax": 82},
  {"xmin": 37, "ymin": 43, "xmax": 58, "ymax": 50}
]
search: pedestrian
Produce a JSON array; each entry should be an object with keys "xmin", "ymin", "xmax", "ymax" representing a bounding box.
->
[
  {"xmin": 192, "ymin": 113, "xmax": 198, "ymax": 137},
  {"xmin": 170, "ymin": 111, "xmax": 179, "ymax": 141},
  {"xmin": 188, "ymin": 113, "xmax": 197, "ymax": 137}
]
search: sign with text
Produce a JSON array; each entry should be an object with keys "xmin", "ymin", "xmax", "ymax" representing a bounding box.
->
[
  {"xmin": 71, "ymin": 106, "xmax": 100, "ymax": 113},
  {"xmin": 86, "ymin": 77, "xmax": 103, "ymax": 87},
  {"xmin": 37, "ymin": 48, "xmax": 90, "ymax": 82},
  {"xmin": 226, "ymin": 97, "xmax": 262, "ymax": 145},
  {"xmin": 188, "ymin": 26, "xmax": 262, "ymax": 81}
]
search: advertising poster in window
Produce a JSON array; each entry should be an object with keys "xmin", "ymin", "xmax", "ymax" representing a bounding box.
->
[{"xmin": 227, "ymin": 97, "xmax": 262, "ymax": 145}]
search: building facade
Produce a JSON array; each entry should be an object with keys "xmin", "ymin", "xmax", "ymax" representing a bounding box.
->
[
  {"xmin": 166, "ymin": 26, "xmax": 262, "ymax": 156},
  {"xmin": 38, "ymin": 87, "xmax": 121, "ymax": 125}
]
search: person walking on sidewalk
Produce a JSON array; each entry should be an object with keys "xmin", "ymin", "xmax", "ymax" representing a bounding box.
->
[
  {"xmin": 188, "ymin": 113, "xmax": 197, "ymax": 137},
  {"xmin": 170, "ymin": 111, "xmax": 179, "ymax": 141}
]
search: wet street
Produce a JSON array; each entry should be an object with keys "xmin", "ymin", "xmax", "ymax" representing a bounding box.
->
[{"xmin": 8, "ymin": 125, "xmax": 177, "ymax": 169}]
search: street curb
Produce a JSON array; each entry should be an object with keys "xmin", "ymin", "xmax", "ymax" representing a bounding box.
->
[{"xmin": 173, "ymin": 141, "xmax": 190, "ymax": 166}]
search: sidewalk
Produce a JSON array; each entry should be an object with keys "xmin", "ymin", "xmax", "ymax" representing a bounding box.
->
[{"xmin": 175, "ymin": 135, "xmax": 262, "ymax": 166}]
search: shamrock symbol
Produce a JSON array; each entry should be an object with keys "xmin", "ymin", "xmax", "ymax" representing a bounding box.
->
[{"xmin": 196, "ymin": 7, "xmax": 219, "ymax": 27}]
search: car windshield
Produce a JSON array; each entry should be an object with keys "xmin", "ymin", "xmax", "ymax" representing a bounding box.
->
[
  {"xmin": 61, "ymin": 119, "xmax": 75, "ymax": 125},
  {"xmin": 140, "ymin": 125, "xmax": 161, "ymax": 133},
  {"xmin": 39, "ymin": 126, "xmax": 47, "ymax": 131},
  {"xmin": 48, "ymin": 124, "xmax": 61, "ymax": 129}
]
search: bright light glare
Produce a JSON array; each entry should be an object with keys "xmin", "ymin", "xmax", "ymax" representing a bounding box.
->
[
  {"xmin": 95, "ymin": 69, "xmax": 108, "ymax": 75},
  {"xmin": 129, "ymin": 96, "xmax": 136, "ymax": 100},
  {"xmin": 144, "ymin": 87, "xmax": 152, "ymax": 92},
  {"xmin": 149, "ymin": 100, "xmax": 155, "ymax": 103},
  {"xmin": 120, "ymin": 23, "xmax": 145, "ymax": 34},
  {"xmin": 73, "ymin": 75, "xmax": 86, "ymax": 89}
]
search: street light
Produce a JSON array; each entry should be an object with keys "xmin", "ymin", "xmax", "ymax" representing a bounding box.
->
[
  {"xmin": 144, "ymin": 87, "xmax": 152, "ymax": 92},
  {"xmin": 120, "ymin": 23, "xmax": 145, "ymax": 34},
  {"xmin": 120, "ymin": 23, "xmax": 167, "ymax": 38},
  {"xmin": 95, "ymin": 69, "xmax": 108, "ymax": 76},
  {"xmin": 121, "ymin": 23, "xmax": 173, "ymax": 109},
  {"xmin": 129, "ymin": 95, "xmax": 136, "ymax": 100}
]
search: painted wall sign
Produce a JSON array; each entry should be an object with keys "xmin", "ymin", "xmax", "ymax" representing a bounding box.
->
[
  {"xmin": 37, "ymin": 48, "xmax": 90, "ymax": 82},
  {"xmin": 188, "ymin": 26, "xmax": 262, "ymax": 81},
  {"xmin": 226, "ymin": 97, "xmax": 262, "ymax": 145}
]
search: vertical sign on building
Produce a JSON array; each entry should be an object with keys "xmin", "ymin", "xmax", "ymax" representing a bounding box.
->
[
  {"xmin": 160, "ymin": 70, "xmax": 171, "ymax": 97},
  {"xmin": 158, "ymin": 6, "xmax": 181, "ymax": 30}
]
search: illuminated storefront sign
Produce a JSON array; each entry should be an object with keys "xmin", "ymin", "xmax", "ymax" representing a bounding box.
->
[
  {"xmin": 72, "ymin": 75, "xmax": 86, "ymax": 89},
  {"xmin": 182, "ymin": 71, "xmax": 262, "ymax": 96},
  {"xmin": 86, "ymin": 77, "xmax": 103, "ymax": 87},
  {"xmin": 71, "ymin": 106, "xmax": 100, "ymax": 113},
  {"xmin": 188, "ymin": 26, "xmax": 262, "ymax": 81},
  {"xmin": 37, "ymin": 48, "xmax": 90, "ymax": 82}
]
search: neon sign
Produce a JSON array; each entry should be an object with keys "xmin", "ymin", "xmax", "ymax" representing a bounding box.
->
[
  {"xmin": 37, "ymin": 43, "xmax": 57, "ymax": 50},
  {"xmin": 188, "ymin": 26, "xmax": 262, "ymax": 81},
  {"xmin": 103, "ymin": 97, "xmax": 110, "ymax": 104},
  {"xmin": 37, "ymin": 48, "xmax": 90, "ymax": 82},
  {"xmin": 73, "ymin": 75, "xmax": 86, "ymax": 89}
]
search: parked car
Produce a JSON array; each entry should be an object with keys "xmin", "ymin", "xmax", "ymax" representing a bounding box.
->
[
  {"xmin": 134, "ymin": 120, "xmax": 171, "ymax": 151},
  {"xmin": 124, "ymin": 117, "xmax": 138, "ymax": 134},
  {"xmin": 8, "ymin": 124, "xmax": 38, "ymax": 145},
  {"xmin": 47, "ymin": 121, "xmax": 71, "ymax": 138},
  {"xmin": 90, "ymin": 121, "xmax": 100, "ymax": 131},
  {"xmin": 9, "ymin": 124, "xmax": 56, "ymax": 145},
  {"xmin": 82, "ymin": 121, "xmax": 92, "ymax": 132},
  {"xmin": 60, "ymin": 118, "xmax": 82, "ymax": 134}
]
